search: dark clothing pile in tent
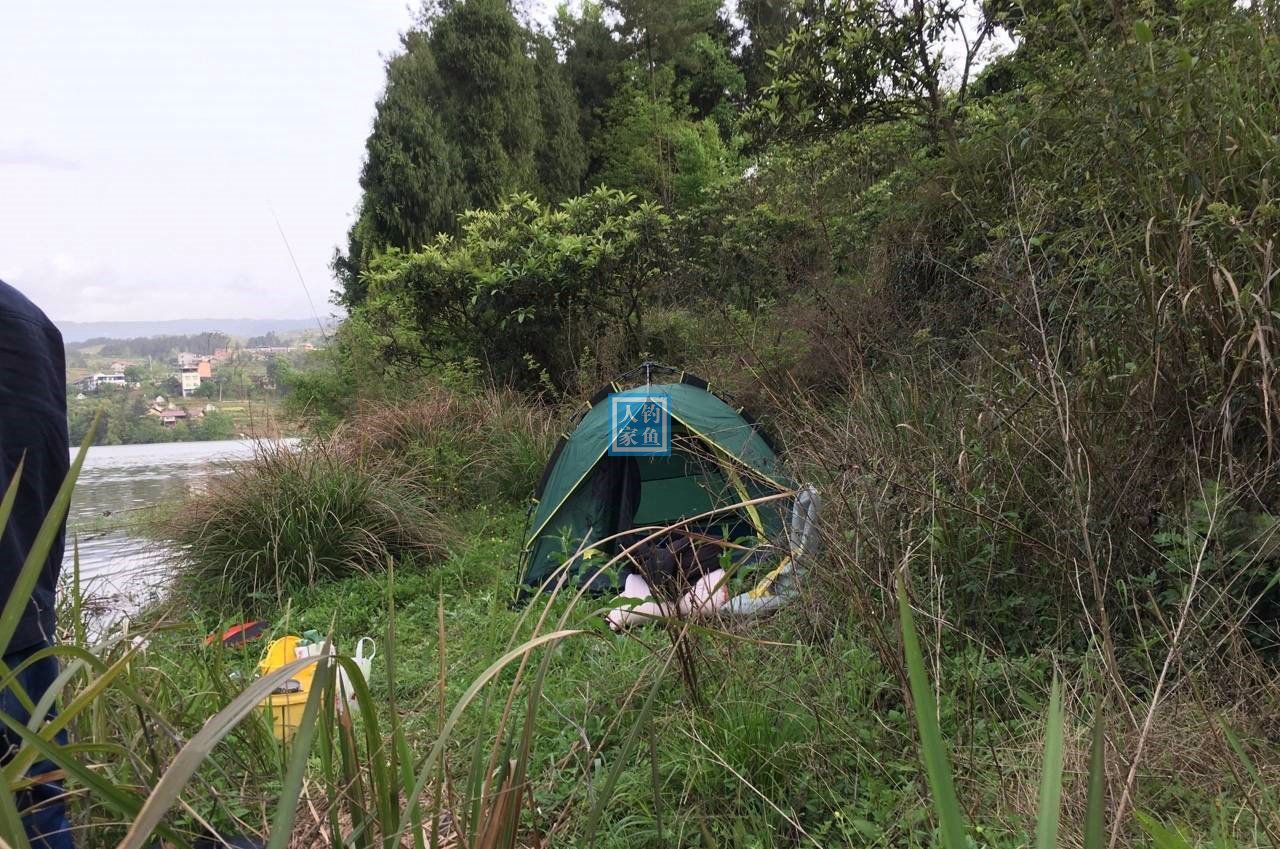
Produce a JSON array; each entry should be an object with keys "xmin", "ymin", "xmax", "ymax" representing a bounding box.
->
[{"xmin": 518, "ymin": 369, "xmax": 818, "ymax": 619}]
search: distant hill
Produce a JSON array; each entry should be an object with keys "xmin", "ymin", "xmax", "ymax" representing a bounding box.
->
[{"xmin": 57, "ymin": 318, "xmax": 329, "ymax": 344}]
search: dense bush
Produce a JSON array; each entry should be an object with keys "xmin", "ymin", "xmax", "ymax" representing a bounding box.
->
[
  {"xmin": 330, "ymin": 384, "xmax": 558, "ymax": 507},
  {"xmin": 169, "ymin": 381, "xmax": 555, "ymax": 612},
  {"xmin": 359, "ymin": 188, "xmax": 672, "ymax": 391},
  {"xmin": 169, "ymin": 441, "xmax": 448, "ymax": 613}
]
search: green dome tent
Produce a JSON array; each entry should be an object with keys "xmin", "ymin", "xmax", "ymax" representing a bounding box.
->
[{"xmin": 518, "ymin": 369, "xmax": 795, "ymax": 598}]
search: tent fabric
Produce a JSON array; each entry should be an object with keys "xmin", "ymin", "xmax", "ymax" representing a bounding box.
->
[
  {"xmin": 724, "ymin": 485, "xmax": 821, "ymax": 616},
  {"xmin": 520, "ymin": 380, "xmax": 790, "ymax": 595}
]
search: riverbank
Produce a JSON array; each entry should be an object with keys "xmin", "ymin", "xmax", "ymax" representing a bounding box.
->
[
  {"xmin": 64, "ymin": 438, "xmax": 298, "ymax": 620},
  {"xmin": 46, "ymin": 383, "xmax": 1273, "ymax": 848}
]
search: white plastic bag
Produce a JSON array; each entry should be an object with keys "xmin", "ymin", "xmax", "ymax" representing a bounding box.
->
[{"xmin": 337, "ymin": 637, "xmax": 376, "ymax": 712}]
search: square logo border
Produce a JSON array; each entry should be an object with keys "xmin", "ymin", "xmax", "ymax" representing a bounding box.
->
[{"xmin": 608, "ymin": 392, "xmax": 671, "ymax": 456}]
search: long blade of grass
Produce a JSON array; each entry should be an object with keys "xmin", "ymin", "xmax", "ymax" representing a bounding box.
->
[
  {"xmin": 505, "ymin": 623, "xmax": 563, "ymax": 847},
  {"xmin": 1135, "ymin": 812, "xmax": 1193, "ymax": 849},
  {"xmin": 0, "ymin": 707, "xmax": 162, "ymax": 840},
  {"xmin": 896, "ymin": 582, "xmax": 968, "ymax": 849},
  {"xmin": 71, "ymin": 537, "xmax": 86, "ymax": 650},
  {"xmin": 314, "ymin": 654, "xmax": 343, "ymax": 849},
  {"xmin": 1035, "ymin": 677, "xmax": 1065, "ymax": 849},
  {"xmin": 0, "ymin": 425, "xmax": 93, "ymax": 655},
  {"xmin": 431, "ymin": 592, "xmax": 447, "ymax": 849},
  {"xmin": 331, "ymin": 652, "xmax": 403, "ymax": 848},
  {"xmin": 338, "ymin": 688, "xmax": 373, "ymax": 849},
  {"xmin": 1217, "ymin": 718, "xmax": 1279, "ymax": 814},
  {"xmin": 118, "ymin": 655, "xmax": 322, "ymax": 848},
  {"xmin": 383, "ymin": 557, "xmax": 423, "ymax": 849},
  {"xmin": 390, "ymin": 629, "xmax": 584, "ymax": 848},
  {"xmin": 5, "ymin": 644, "xmax": 143, "ymax": 781},
  {"xmin": 0, "ymin": 770, "xmax": 34, "ymax": 849},
  {"xmin": 0, "ymin": 457, "xmax": 24, "ymax": 543},
  {"xmin": 1084, "ymin": 711, "xmax": 1107, "ymax": 849}
]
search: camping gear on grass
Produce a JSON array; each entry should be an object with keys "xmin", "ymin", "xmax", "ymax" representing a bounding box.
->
[
  {"xmin": 724, "ymin": 484, "xmax": 820, "ymax": 616},
  {"xmin": 204, "ymin": 619, "xmax": 269, "ymax": 648},
  {"xmin": 256, "ymin": 634, "xmax": 376, "ymax": 740},
  {"xmin": 257, "ymin": 635, "xmax": 315, "ymax": 741},
  {"xmin": 518, "ymin": 366, "xmax": 819, "ymax": 619}
]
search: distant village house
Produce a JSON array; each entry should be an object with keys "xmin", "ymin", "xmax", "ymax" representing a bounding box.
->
[
  {"xmin": 144, "ymin": 397, "xmax": 210, "ymax": 427},
  {"xmin": 175, "ymin": 352, "xmax": 214, "ymax": 397},
  {"xmin": 75, "ymin": 373, "xmax": 130, "ymax": 392}
]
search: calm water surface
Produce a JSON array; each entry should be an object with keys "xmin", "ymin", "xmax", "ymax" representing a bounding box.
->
[{"xmin": 66, "ymin": 439, "xmax": 295, "ymax": 614}]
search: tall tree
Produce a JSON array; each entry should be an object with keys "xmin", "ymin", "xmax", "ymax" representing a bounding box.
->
[
  {"xmin": 607, "ymin": 0, "xmax": 741, "ymax": 129},
  {"xmin": 746, "ymin": 0, "xmax": 997, "ymax": 145},
  {"xmin": 336, "ymin": 32, "xmax": 463, "ymax": 305},
  {"xmin": 533, "ymin": 34, "xmax": 588, "ymax": 198},
  {"xmin": 606, "ymin": 0, "xmax": 722, "ymax": 70},
  {"xmin": 335, "ymin": 0, "xmax": 586, "ymax": 307},
  {"xmin": 554, "ymin": 1, "xmax": 627, "ymax": 177},
  {"xmin": 592, "ymin": 65, "xmax": 735, "ymax": 207},
  {"xmin": 737, "ymin": 0, "xmax": 801, "ymax": 97},
  {"xmin": 430, "ymin": 0, "xmax": 542, "ymax": 205}
]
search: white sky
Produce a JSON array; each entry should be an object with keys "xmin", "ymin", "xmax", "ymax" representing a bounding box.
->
[{"xmin": 0, "ymin": 2, "xmax": 420, "ymax": 323}]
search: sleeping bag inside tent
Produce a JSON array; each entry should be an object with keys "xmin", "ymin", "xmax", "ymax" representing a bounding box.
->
[{"xmin": 518, "ymin": 374, "xmax": 793, "ymax": 598}]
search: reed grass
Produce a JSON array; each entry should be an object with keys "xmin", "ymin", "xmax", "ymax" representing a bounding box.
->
[{"xmin": 166, "ymin": 440, "xmax": 449, "ymax": 614}]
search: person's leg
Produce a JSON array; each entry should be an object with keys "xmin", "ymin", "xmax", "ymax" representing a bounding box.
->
[
  {"xmin": 678, "ymin": 568, "xmax": 729, "ymax": 618},
  {"xmin": 1, "ymin": 643, "xmax": 75, "ymax": 849},
  {"xmin": 605, "ymin": 572, "xmax": 665, "ymax": 631}
]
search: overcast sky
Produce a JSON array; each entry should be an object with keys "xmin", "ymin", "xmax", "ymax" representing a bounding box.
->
[{"xmin": 0, "ymin": 2, "xmax": 422, "ymax": 323}]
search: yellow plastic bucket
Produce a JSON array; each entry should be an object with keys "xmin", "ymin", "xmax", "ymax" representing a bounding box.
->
[
  {"xmin": 263, "ymin": 689, "xmax": 310, "ymax": 741},
  {"xmin": 257, "ymin": 635, "xmax": 318, "ymax": 741}
]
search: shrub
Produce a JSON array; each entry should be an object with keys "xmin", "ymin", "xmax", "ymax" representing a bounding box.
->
[
  {"xmin": 330, "ymin": 384, "xmax": 557, "ymax": 507},
  {"xmin": 168, "ymin": 441, "xmax": 448, "ymax": 613}
]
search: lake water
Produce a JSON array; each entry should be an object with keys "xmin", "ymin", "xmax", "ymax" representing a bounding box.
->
[{"xmin": 66, "ymin": 439, "xmax": 295, "ymax": 617}]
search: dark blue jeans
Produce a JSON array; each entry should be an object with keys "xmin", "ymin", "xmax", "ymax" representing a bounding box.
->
[{"xmin": 2, "ymin": 642, "xmax": 74, "ymax": 849}]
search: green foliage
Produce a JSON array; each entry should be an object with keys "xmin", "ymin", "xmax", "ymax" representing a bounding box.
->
[
  {"xmin": 736, "ymin": 0, "xmax": 801, "ymax": 98},
  {"xmin": 358, "ymin": 188, "xmax": 671, "ymax": 390},
  {"xmin": 555, "ymin": 1, "xmax": 628, "ymax": 175},
  {"xmin": 747, "ymin": 0, "xmax": 994, "ymax": 143},
  {"xmin": 167, "ymin": 441, "xmax": 449, "ymax": 614},
  {"xmin": 592, "ymin": 65, "xmax": 737, "ymax": 206},
  {"xmin": 606, "ymin": 0, "xmax": 724, "ymax": 70},
  {"xmin": 534, "ymin": 34, "xmax": 589, "ymax": 200},
  {"xmin": 337, "ymin": 0, "xmax": 587, "ymax": 305}
]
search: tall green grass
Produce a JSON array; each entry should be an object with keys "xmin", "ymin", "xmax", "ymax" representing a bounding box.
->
[
  {"xmin": 896, "ymin": 581, "xmax": 1280, "ymax": 849},
  {"xmin": 167, "ymin": 440, "xmax": 449, "ymax": 614},
  {"xmin": 5, "ymin": 414, "xmax": 1277, "ymax": 847},
  {"xmin": 0, "ymin": 423, "xmax": 580, "ymax": 846}
]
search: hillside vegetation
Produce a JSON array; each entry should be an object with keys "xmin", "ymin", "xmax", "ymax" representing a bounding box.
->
[{"xmin": 34, "ymin": 0, "xmax": 1280, "ymax": 846}]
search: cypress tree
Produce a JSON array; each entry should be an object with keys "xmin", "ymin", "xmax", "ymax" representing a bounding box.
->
[
  {"xmin": 555, "ymin": 1, "xmax": 626, "ymax": 178},
  {"xmin": 336, "ymin": 0, "xmax": 588, "ymax": 306},
  {"xmin": 533, "ymin": 35, "xmax": 587, "ymax": 199}
]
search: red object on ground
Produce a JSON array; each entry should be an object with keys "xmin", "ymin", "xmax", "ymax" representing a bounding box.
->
[{"xmin": 205, "ymin": 620, "xmax": 270, "ymax": 648}]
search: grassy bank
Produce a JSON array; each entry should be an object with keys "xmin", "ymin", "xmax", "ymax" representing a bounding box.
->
[
  {"xmin": 14, "ymin": 1, "xmax": 1280, "ymax": 843},
  {"xmin": 19, "ymin": 376, "xmax": 1270, "ymax": 847},
  {"xmin": 57, "ymin": 495, "xmax": 1280, "ymax": 848}
]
